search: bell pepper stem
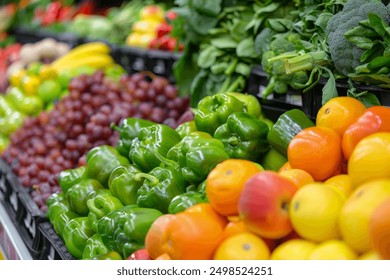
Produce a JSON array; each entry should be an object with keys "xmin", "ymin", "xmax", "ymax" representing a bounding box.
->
[
  {"xmin": 134, "ymin": 173, "xmax": 160, "ymax": 186},
  {"xmin": 152, "ymin": 149, "xmax": 179, "ymax": 169},
  {"xmin": 227, "ymin": 135, "xmax": 240, "ymax": 146},
  {"xmin": 86, "ymin": 199, "xmax": 105, "ymax": 218},
  {"xmin": 110, "ymin": 123, "xmax": 122, "ymax": 132}
]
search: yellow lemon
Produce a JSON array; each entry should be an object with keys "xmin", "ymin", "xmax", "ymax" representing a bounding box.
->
[
  {"xmin": 324, "ymin": 174, "xmax": 353, "ymax": 198},
  {"xmin": 338, "ymin": 179, "xmax": 390, "ymax": 253},
  {"xmin": 270, "ymin": 239, "xmax": 317, "ymax": 260},
  {"xmin": 289, "ymin": 182, "xmax": 345, "ymax": 242},
  {"xmin": 213, "ymin": 232, "xmax": 270, "ymax": 260},
  {"xmin": 309, "ymin": 239, "xmax": 357, "ymax": 260}
]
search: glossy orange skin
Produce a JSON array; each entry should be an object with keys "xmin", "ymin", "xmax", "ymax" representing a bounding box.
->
[
  {"xmin": 278, "ymin": 161, "xmax": 291, "ymax": 173},
  {"xmin": 145, "ymin": 204, "xmax": 226, "ymax": 260},
  {"xmin": 206, "ymin": 159, "xmax": 261, "ymax": 216},
  {"xmin": 223, "ymin": 217, "xmax": 248, "ymax": 240},
  {"xmin": 185, "ymin": 202, "xmax": 228, "ymax": 229},
  {"xmin": 342, "ymin": 106, "xmax": 390, "ymax": 160},
  {"xmin": 145, "ymin": 214, "xmax": 176, "ymax": 260},
  {"xmin": 369, "ymin": 199, "xmax": 390, "ymax": 260},
  {"xmin": 288, "ymin": 126, "xmax": 342, "ymax": 181}
]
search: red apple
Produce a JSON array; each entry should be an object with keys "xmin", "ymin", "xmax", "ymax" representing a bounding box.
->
[
  {"xmin": 127, "ymin": 248, "xmax": 152, "ymax": 260},
  {"xmin": 238, "ymin": 171, "xmax": 298, "ymax": 239}
]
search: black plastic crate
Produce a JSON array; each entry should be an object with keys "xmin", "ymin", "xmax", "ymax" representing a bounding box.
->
[
  {"xmin": 0, "ymin": 159, "xmax": 23, "ymax": 222},
  {"xmin": 303, "ymin": 79, "xmax": 390, "ymax": 120},
  {"xmin": 116, "ymin": 45, "xmax": 182, "ymax": 83},
  {"xmin": 16, "ymin": 190, "xmax": 48, "ymax": 258},
  {"xmin": 11, "ymin": 26, "xmax": 81, "ymax": 48},
  {"xmin": 38, "ymin": 222, "xmax": 74, "ymax": 260},
  {"xmin": 247, "ymin": 65, "xmax": 303, "ymax": 122}
]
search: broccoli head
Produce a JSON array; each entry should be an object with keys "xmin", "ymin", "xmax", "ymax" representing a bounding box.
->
[{"xmin": 326, "ymin": 0, "xmax": 390, "ymax": 76}]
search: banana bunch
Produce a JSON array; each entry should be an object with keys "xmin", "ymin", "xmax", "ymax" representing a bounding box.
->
[{"xmin": 51, "ymin": 42, "xmax": 114, "ymax": 72}]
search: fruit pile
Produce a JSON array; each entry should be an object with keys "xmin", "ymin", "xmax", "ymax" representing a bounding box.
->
[
  {"xmin": 1, "ymin": 70, "xmax": 189, "ymax": 212},
  {"xmin": 43, "ymin": 92, "xmax": 390, "ymax": 260}
]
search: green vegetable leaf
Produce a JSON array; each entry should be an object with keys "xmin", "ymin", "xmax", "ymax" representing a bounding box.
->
[
  {"xmin": 235, "ymin": 63, "xmax": 251, "ymax": 77},
  {"xmin": 356, "ymin": 92, "xmax": 381, "ymax": 107},
  {"xmin": 344, "ymin": 26, "xmax": 379, "ymax": 39},
  {"xmin": 314, "ymin": 12, "xmax": 333, "ymax": 34},
  {"xmin": 346, "ymin": 36, "xmax": 373, "ymax": 50},
  {"xmin": 188, "ymin": 11, "xmax": 219, "ymax": 35},
  {"xmin": 321, "ymin": 69, "xmax": 338, "ymax": 105},
  {"xmin": 210, "ymin": 36, "xmax": 238, "ymax": 49},
  {"xmin": 254, "ymin": 28, "xmax": 272, "ymax": 56},
  {"xmin": 368, "ymin": 13, "xmax": 388, "ymax": 39},
  {"xmin": 192, "ymin": 0, "xmax": 222, "ymax": 17},
  {"xmin": 236, "ymin": 38, "xmax": 257, "ymax": 58},
  {"xmin": 197, "ymin": 45, "xmax": 224, "ymax": 69},
  {"xmin": 367, "ymin": 56, "xmax": 390, "ymax": 72},
  {"xmin": 267, "ymin": 19, "xmax": 292, "ymax": 33},
  {"xmin": 360, "ymin": 41, "xmax": 385, "ymax": 63}
]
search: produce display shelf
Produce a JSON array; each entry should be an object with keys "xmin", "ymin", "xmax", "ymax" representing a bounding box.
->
[{"xmin": 0, "ymin": 202, "xmax": 33, "ymax": 260}]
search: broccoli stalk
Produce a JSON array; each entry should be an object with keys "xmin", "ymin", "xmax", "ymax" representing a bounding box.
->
[{"xmin": 284, "ymin": 51, "xmax": 330, "ymax": 74}]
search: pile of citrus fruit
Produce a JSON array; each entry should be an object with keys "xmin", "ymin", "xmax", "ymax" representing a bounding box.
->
[{"xmin": 141, "ymin": 97, "xmax": 390, "ymax": 260}]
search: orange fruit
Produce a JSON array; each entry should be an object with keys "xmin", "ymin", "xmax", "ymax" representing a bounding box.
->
[
  {"xmin": 278, "ymin": 161, "xmax": 291, "ymax": 172},
  {"xmin": 279, "ymin": 168, "xmax": 315, "ymax": 189},
  {"xmin": 213, "ymin": 232, "xmax": 270, "ymax": 260},
  {"xmin": 324, "ymin": 174, "xmax": 353, "ymax": 197},
  {"xmin": 223, "ymin": 216, "xmax": 248, "ymax": 239},
  {"xmin": 316, "ymin": 96, "xmax": 366, "ymax": 137},
  {"xmin": 288, "ymin": 126, "xmax": 342, "ymax": 181},
  {"xmin": 206, "ymin": 159, "xmax": 261, "ymax": 216},
  {"xmin": 369, "ymin": 198, "xmax": 390, "ymax": 259}
]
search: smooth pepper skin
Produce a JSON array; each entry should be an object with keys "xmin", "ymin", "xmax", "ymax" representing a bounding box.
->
[
  {"xmin": 97, "ymin": 205, "xmax": 162, "ymax": 258},
  {"xmin": 58, "ymin": 166, "xmax": 88, "ymax": 195},
  {"xmin": 194, "ymin": 93, "xmax": 245, "ymax": 135},
  {"xmin": 267, "ymin": 109, "xmax": 314, "ymax": 158},
  {"xmin": 63, "ymin": 217, "xmax": 95, "ymax": 259},
  {"xmin": 108, "ymin": 165, "xmax": 143, "ymax": 206},
  {"xmin": 82, "ymin": 233, "xmax": 109, "ymax": 260},
  {"xmin": 168, "ymin": 191, "xmax": 207, "ymax": 214},
  {"xmin": 214, "ymin": 111, "xmax": 270, "ymax": 162},
  {"xmin": 129, "ymin": 124, "xmax": 181, "ymax": 172},
  {"xmin": 87, "ymin": 189, "xmax": 124, "ymax": 232},
  {"xmin": 112, "ymin": 117, "xmax": 154, "ymax": 158},
  {"xmin": 46, "ymin": 193, "xmax": 79, "ymax": 238},
  {"xmin": 167, "ymin": 132, "xmax": 230, "ymax": 185},
  {"xmin": 90, "ymin": 251, "xmax": 123, "ymax": 260},
  {"xmin": 86, "ymin": 145, "xmax": 130, "ymax": 187},
  {"xmin": 175, "ymin": 120, "xmax": 197, "ymax": 139},
  {"xmin": 66, "ymin": 179, "xmax": 104, "ymax": 216},
  {"xmin": 226, "ymin": 92, "xmax": 262, "ymax": 119},
  {"xmin": 135, "ymin": 166, "xmax": 186, "ymax": 213}
]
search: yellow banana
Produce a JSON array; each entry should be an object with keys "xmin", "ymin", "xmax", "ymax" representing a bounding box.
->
[
  {"xmin": 52, "ymin": 54, "xmax": 114, "ymax": 72},
  {"xmin": 51, "ymin": 42, "xmax": 111, "ymax": 69}
]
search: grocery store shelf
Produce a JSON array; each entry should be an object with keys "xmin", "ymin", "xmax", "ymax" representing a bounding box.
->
[{"xmin": 0, "ymin": 202, "xmax": 33, "ymax": 260}]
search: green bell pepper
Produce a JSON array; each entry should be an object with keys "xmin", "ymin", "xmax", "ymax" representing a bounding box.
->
[
  {"xmin": 58, "ymin": 166, "xmax": 88, "ymax": 195},
  {"xmin": 267, "ymin": 109, "xmax": 315, "ymax": 158},
  {"xmin": 135, "ymin": 166, "xmax": 186, "ymax": 213},
  {"xmin": 111, "ymin": 117, "xmax": 154, "ymax": 158},
  {"xmin": 167, "ymin": 132, "xmax": 230, "ymax": 185},
  {"xmin": 86, "ymin": 145, "xmax": 130, "ymax": 187},
  {"xmin": 175, "ymin": 121, "xmax": 197, "ymax": 139},
  {"xmin": 66, "ymin": 179, "xmax": 104, "ymax": 216},
  {"xmin": 108, "ymin": 165, "xmax": 142, "ymax": 206},
  {"xmin": 226, "ymin": 92, "xmax": 261, "ymax": 119},
  {"xmin": 82, "ymin": 233, "xmax": 109, "ymax": 260},
  {"xmin": 260, "ymin": 147, "xmax": 288, "ymax": 172},
  {"xmin": 129, "ymin": 124, "xmax": 181, "ymax": 172},
  {"xmin": 194, "ymin": 93, "xmax": 245, "ymax": 135},
  {"xmin": 46, "ymin": 193, "xmax": 79, "ymax": 238},
  {"xmin": 63, "ymin": 217, "xmax": 95, "ymax": 259},
  {"xmin": 168, "ymin": 192, "xmax": 207, "ymax": 214},
  {"xmin": 90, "ymin": 251, "xmax": 123, "ymax": 260},
  {"xmin": 87, "ymin": 189, "xmax": 124, "ymax": 232},
  {"xmin": 214, "ymin": 112, "xmax": 270, "ymax": 161},
  {"xmin": 196, "ymin": 180, "xmax": 207, "ymax": 198},
  {"xmin": 97, "ymin": 205, "xmax": 162, "ymax": 258}
]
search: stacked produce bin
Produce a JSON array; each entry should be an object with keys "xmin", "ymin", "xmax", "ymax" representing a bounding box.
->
[{"xmin": 1, "ymin": 0, "xmax": 390, "ymax": 262}]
